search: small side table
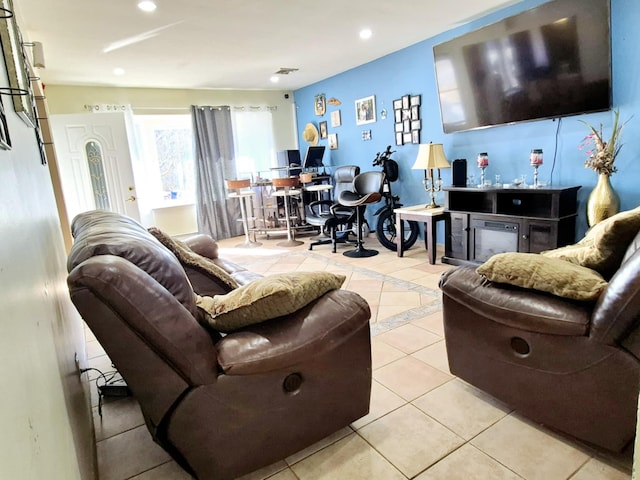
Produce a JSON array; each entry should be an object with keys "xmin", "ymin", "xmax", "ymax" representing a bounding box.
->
[{"xmin": 394, "ymin": 205, "xmax": 449, "ymax": 264}]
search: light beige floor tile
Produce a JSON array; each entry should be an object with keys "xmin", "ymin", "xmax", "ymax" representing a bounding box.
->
[
  {"xmin": 285, "ymin": 426, "xmax": 352, "ymax": 465},
  {"xmin": 415, "ymin": 443, "xmax": 523, "ymax": 480},
  {"xmin": 413, "ymin": 379, "xmax": 511, "ymax": 440},
  {"xmin": 379, "ymin": 290, "xmax": 422, "ymax": 307},
  {"xmin": 97, "ymin": 425, "xmax": 171, "ymax": 480},
  {"xmin": 411, "ymin": 311, "xmax": 444, "ymax": 336},
  {"xmin": 86, "ymin": 339, "xmax": 106, "ymax": 359},
  {"xmin": 93, "ymin": 397, "xmax": 145, "ymax": 441},
  {"xmin": 290, "ymin": 433, "xmax": 405, "ymax": 480},
  {"xmin": 358, "ymin": 404, "xmax": 464, "ymax": 477},
  {"xmin": 420, "ymin": 294, "xmax": 439, "ymax": 306},
  {"xmin": 236, "ymin": 460, "xmax": 288, "ymax": 480},
  {"xmin": 129, "ymin": 461, "xmax": 193, "ymax": 479},
  {"xmin": 412, "ymin": 273, "xmax": 444, "ymax": 290},
  {"xmin": 374, "ymin": 355, "xmax": 453, "ymax": 401},
  {"xmin": 351, "ymin": 380, "xmax": 406, "ymax": 430},
  {"xmin": 411, "ymin": 340, "xmax": 451, "ymax": 374},
  {"xmin": 371, "ymin": 339, "xmax": 406, "ymax": 369},
  {"xmin": 569, "ymin": 457, "xmax": 631, "ymax": 480},
  {"xmin": 388, "ymin": 267, "xmax": 428, "ymax": 282},
  {"xmin": 346, "ymin": 278, "xmax": 384, "ymax": 293},
  {"xmin": 471, "ymin": 414, "xmax": 590, "ymax": 480},
  {"xmin": 376, "ymin": 323, "xmax": 441, "ymax": 354}
]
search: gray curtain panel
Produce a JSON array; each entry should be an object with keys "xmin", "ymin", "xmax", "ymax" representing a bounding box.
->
[{"xmin": 191, "ymin": 105, "xmax": 242, "ymax": 239}]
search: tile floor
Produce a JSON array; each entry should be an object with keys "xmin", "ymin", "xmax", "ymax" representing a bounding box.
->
[{"xmin": 85, "ymin": 232, "xmax": 634, "ymax": 480}]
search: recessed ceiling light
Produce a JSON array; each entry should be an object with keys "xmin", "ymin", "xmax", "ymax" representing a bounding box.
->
[
  {"xmin": 359, "ymin": 29, "xmax": 372, "ymax": 40},
  {"xmin": 113, "ymin": 68, "xmax": 125, "ymax": 75},
  {"xmin": 270, "ymin": 76, "xmax": 279, "ymax": 83},
  {"xmin": 138, "ymin": 1, "xmax": 157, "ymax": 12}
]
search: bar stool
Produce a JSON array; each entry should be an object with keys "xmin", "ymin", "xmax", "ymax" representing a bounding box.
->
[
  {"xmin": 272, "ymin": 176, "xmax": 303, "ymax": 247},
  {"xmin": 338, "ymin": 171, "xmax": 384, "ymax": 258},
  {"xmin": 226, "ymin": 179, "xmax": 262, "ymax": 248}
]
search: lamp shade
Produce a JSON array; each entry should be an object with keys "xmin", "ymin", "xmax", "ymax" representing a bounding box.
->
[{"xmin": 412, "ymin": 143, "xmax": 450, "ymax": 170}]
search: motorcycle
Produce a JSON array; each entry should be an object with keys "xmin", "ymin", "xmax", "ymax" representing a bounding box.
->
[{"xmin": 372, "ymin": 146, "xmax": 419, "ymax": 251}]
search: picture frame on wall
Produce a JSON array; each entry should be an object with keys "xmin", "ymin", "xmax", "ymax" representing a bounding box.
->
[
  {"xmin": 411, "ymin": 130, "xmax": 420, "ymax": 144},
  {"xmin": 0, "ymin": 0, "xmax": 36, "ymax": 128},
  {"xmin": 328, "ymin": 133, "xmax": 338, "ymax": 150},
  {"xmin": 330, "ymin": 109, "xmax": 341, "ymax": 127},
  {"xmin": 402, "ymin": 95, "xmax": 410, "ymax": 110},
  {"xmin": 395, "ymin": 131, "xmax": 403, "ymax": 146},
  {"xmin": 410, "ymin": 94, "xmax": 421, "ymax": 106},
  {"xmin": 0, "ymin": 96, "xmax": 11, "ymax": 150},
  {"xmin": 319, "ymin": 120, "xmax": 328, "ymax": 139},
  {"xmin": 393, "ymin": 99, "xmax": 402, "ymax": 110},
  {"xmin": 411, "ymin": 105, "xmax": 420, "ymax": 120},
  {"xmin": 394, "ymin": 109, "xmax": 402, "ymax": 123},
  {"xmin": 355, "ymin": 96, "xmax": 376, "ymax": 125}
]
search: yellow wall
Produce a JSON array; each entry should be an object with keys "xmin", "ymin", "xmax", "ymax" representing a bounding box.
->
[{"xmin": 44, "ymin": 84, "xmax": 299, "ymax": 151}]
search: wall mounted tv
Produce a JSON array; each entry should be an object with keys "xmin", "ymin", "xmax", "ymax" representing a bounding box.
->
[{"xmin": 433, "ymin": 0, "xmax": 611, "ymax": 133}]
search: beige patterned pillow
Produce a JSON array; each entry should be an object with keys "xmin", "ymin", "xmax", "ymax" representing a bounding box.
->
[
  {"xmin": 196, "ymin": 271, "xmax": 346, "ymax": 332},
  {"xmin": 148, "ymin": 227, "xmax": 239, "ymax": 290},
  {"xmin": 541, "ymin": 206, "xmax": 640, "ymax": 279},
  {"xmin": 477, "ymin": 252, "xmax": 607, "ymax": 301}
]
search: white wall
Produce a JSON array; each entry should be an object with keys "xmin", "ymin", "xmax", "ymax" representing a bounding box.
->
[{"xmin": 0, "ymin": 81, "xmax": 93, "ymax": 479}]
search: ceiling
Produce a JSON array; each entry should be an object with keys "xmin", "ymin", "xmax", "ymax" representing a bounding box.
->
[{"xmin": 15, "ymin": 0, "xmax": 521, "ymax": 91}]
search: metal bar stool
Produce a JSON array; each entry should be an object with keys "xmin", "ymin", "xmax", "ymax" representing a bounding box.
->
[
  {"xmin": 272, "ymin": 176, "xmax": 303, "ymax": 247},
  {"xmin": 226, "ymin": 179, "xmax": 262, "ymax": 248}
]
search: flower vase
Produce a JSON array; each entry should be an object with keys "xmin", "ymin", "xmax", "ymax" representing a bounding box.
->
[{"xmin": 587, "ymin": 173, "xmax": 620, "ymax": 226}]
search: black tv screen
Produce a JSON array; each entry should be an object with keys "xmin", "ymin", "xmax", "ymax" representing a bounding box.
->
[
  {"xmin": 303, "ymin": 146, "xmax": 326, "ymax": 169},
  {"xmin": 433, "ymin": 0, "xmax": 611, "ymax": 133}
]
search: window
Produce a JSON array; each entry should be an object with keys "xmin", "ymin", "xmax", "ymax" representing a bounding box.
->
[
  {"xmin": 133, "ymin": 110, "xmax": 276, "ymax": 208},
  {"xmin": 133, "ymin": 114, "xmax": 195, "ymax": 206},
  {"xmin": 231, "ymin": 109, "xmax": 276, "ymax": 180}
]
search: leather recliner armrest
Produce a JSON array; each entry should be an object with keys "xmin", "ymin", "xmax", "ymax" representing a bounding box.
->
[
  {"xmin": 439, "ymin": 266, "xmax": 592, "ymax": 336},
  {"xmin": 216, "ymin": 290, "xmax": 370, "ymax": 375}
]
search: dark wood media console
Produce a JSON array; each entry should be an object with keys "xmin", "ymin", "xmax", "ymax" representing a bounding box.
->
[{"xmin": 442, "ymin": 185, "xmax": 581, "ymax": 265}]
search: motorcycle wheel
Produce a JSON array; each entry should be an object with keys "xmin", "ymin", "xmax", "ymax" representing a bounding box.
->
[{"xmin": 375, "ymin": 209, "xmax": 419, "ymax": 251}]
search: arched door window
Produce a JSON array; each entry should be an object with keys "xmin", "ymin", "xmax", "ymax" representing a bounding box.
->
[{"xmin": 85, "ymin": 140, "xmax": 111, "ymax": 210}]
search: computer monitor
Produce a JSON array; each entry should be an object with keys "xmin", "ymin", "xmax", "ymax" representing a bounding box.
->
[{"xmin": 303, "ymin": 146, "xmax": 325, "ymax": 170}]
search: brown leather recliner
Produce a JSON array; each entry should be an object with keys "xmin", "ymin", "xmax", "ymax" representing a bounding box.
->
[
  {"xmin": 439, "ymin": 228, "xmax": 640, "ymax": 452},
  {"xmin": 66, "ymin": 210, "xmax": 372, "ymax": 479}
]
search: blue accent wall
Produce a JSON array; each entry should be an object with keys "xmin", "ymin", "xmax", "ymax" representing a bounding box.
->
[{"xmin": 294, "ymin": 0, "xmax": 640, "ymax": 242}]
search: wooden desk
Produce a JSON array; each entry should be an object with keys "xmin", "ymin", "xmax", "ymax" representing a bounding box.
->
[{"xmin": 394, "ymin": 205, "xmax": 449, "ymax": 264}]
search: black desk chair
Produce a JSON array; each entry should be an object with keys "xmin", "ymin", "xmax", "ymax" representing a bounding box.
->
[
  {"xmin": 338, "ymin": 171, "xmax": 384, "ymax": 258},
  {"xmin": 306, "ymin": 165, "xmax": 360, "ymax": 252}
]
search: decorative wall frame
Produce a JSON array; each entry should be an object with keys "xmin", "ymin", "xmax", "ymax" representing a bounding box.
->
[
  {"xmin": 314, "ymin": 94, "xmax": 326, "ymax": 116},
  {"xmin": 0, "ymin": 0, "xmax": 36, "ymax": 128},
  {"xmin": 319, "ymin": 120, "xmax": 328, "ymax": 139},
  {"xmin": 0, "ymin": 95, "xmax": 11, "ymax": 150},
  {"xmin": 355, "ymin": 95, "xmax": 376, "ymax": 125},
  {"xmin": 330, "ymin": 109, "xmax": 341, "ymax": 127},
  {"xmin": 328, "ymin": 133, "xmax": 338, "ymax": 150},
  {"xmin": 394, "ymin": 93, "xmax": 421, "ymax": 146}
]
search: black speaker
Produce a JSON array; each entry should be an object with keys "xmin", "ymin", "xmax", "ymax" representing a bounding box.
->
[{"xmin": 452, "ymin": 159, "xmax": 467, "ymax": 187}]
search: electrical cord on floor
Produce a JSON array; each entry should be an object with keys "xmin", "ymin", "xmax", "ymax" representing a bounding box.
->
[{"xmin": 79, "ymin": 367, "xmax": 129, "ymax": 417}]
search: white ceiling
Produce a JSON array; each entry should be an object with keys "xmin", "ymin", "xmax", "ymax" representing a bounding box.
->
[{"xmin": 15, "ymin": 0, "xmax": 521, "ymax": 91}]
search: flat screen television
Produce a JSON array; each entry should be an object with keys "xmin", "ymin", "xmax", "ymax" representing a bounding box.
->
[
  {"xmin": 433, "ymin": 0, "xmax": 611, "ymax": 133},
  {"xmin": 303, "ymin": 146, "xmax": 326, "ymax": 169}
]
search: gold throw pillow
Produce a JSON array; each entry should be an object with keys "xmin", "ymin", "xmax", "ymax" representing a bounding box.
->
[
  {"xmin": 477, "ymin": 252, "xmax": 607, "ymax": 301},
  {"xmin": 196, "ymin": 271, "xmax": 346, "ymax": 332}
]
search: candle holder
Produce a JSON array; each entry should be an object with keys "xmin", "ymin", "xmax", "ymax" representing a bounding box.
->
[
  {"xmin": 530, "ymin": 149, "xmax": 543, "ymax": 188},
  {"xmin": 477, "ymin": 153, "xmax": 489, "ymax": 188}
]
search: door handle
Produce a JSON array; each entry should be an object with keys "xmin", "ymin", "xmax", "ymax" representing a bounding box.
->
[{"xmin": 126, "ymin": 196, "xmax": 136, "ymax": 202}]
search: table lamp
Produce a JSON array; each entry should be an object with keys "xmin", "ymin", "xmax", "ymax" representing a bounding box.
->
[{"xmin": 412, "ymin": 143, "xmax": 451, "ymax": 208}]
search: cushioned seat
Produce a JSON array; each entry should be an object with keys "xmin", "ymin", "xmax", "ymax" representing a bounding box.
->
[
  {"xmin": 67, "ymin": 210, "xmax": 373, "ymax": 480},
  {"xmin": 439, "ymin": 208, "xmax": 640, "ymax": 451}
]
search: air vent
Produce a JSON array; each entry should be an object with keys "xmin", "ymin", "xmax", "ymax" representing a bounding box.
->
[{"xmin": 274, "ymin": 67, "xmax": 299, "ymax": 75}]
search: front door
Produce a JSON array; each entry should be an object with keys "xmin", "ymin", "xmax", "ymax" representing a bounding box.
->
[{"xmin": 50, "ymin": 112, "xmax": 141, "ymax": 223}]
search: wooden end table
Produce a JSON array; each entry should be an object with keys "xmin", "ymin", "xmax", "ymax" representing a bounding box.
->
[{"xmin": 394, "ymin": 205, "xmax": 450, "ymax": 264}]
